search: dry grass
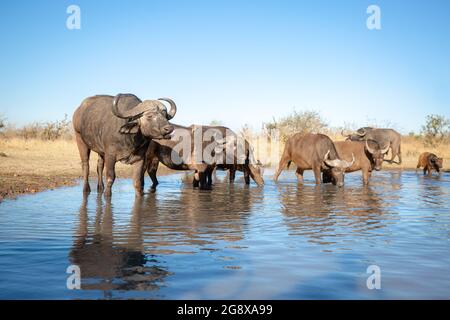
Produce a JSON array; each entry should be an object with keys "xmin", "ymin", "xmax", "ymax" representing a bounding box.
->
[{"xmin": 0, "ymin": 138, "xmax": 136, "ymax": 177}]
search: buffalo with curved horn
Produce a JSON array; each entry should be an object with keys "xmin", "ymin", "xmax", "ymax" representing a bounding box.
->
[
  {"xmin": 73, "ymin": 94, "xmax": 177, "ymax": 197},
  {"xmin": 273, "ymin": 133, "xmax": 354, "ymax": 187},
  {"xmin": 342, "ymin": 127, "xmax": 402, "ymax": 164},
  {"xmin": 323, "ymin": 139, "xmax": 390, "ymax": 185}
]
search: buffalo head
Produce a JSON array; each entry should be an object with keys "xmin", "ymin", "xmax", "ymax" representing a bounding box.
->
[
  {"xmin": 323, "ymin": 150, "xmax": 355, "ymax": 187},
  {"xmin": 365, "ymin": 140, "xmax": 389, "ymax": 171},
  {"xmin": 112, "ymin": 94, "xmax": 176, "ymax": 139},
  {"xmin": 248, "ymin": 160, "xmax": 265, "ymax": 186},
  {"xmin": 429, "ymin": 155, "xmax": 444, "ymax": 172}
]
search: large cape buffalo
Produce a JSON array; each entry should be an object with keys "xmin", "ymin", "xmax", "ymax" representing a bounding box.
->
[
  {"xmin": 273, "ymin": 133, "xmax": 354, "ymax": 187},
  {"xmin": 145, "ymin": 124, "xmax": 264, "ymax": 191},
  {"xmin": 342, "ymin": 127, "xmax": 402, "ymax": 164},
  {"xmin": 323, "ymin": 140, "xmax": 389, "ymax": 185},
  {"xmin": 416, "ymin": 152, "xmax": 443, "ymax": 176},
  {"xmin": 73, "ymin": 94, "xmax": 177, "ymax": 196}
]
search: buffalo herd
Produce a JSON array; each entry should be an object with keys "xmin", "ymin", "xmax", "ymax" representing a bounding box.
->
[{"xmin": 73, "ymin": 94, "xmax": 444, "ymax": 196}]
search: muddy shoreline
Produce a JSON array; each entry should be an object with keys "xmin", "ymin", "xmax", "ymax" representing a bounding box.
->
[{"xmin": 0, "ymin": 173, "xmax": 77, "ymax": 202}]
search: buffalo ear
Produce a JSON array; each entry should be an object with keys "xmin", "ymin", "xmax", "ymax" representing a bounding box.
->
[{"xmin": 119, "ymin": 121, "xmax": 140, "ymax": 134}]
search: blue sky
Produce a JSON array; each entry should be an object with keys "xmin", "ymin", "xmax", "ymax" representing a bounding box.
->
[{"xmin": 0, "ymin": 0, "xmax": 449, "ymax": 133}]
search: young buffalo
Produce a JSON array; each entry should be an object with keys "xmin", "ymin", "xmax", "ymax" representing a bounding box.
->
[
  {"xmin": 323, "ymin": 140, "xmax": 389, "ymax": 185},
  {"xmin": 273, "ymin": 133, "xmax": 354, "ymax": 187},
  {"xmin": 416, "ymin": 152, "xmax": 443, "ymax": 176}
]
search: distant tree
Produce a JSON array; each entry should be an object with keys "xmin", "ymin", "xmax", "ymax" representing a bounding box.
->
[
  {"xmin": 0, "ymin": 114, "xmax": 6, "ymax": 132},
  {"xmin": 265, "ymin": 109, "xmax": 328, "ymax": 142},
  {"xmin": 209, "ymin": 119, "xmax": 223, "ymax": 126},
  {"xmin": 421, "ymin": 114, "xmax": 450, "ymax": 146}
]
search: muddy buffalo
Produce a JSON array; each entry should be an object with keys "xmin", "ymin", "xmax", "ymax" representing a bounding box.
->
[
  {"xmin": 323, "ymin": 140, "xmax": 390, "ymax": 185},
  {"xmin": 273, "ymin": 133, "xmax": 354, "ymax": 187},
  {"xmin": 416, "ymin": 152, "xmax": 443, "ymax": 176},
  {"xmin": 342, "ymin": 127, "xmax": 402, "ymax": 164},
  {"xmin": 212, "ymin": 127, "xmax": 264, "ymax": 187},
  {"xmin": 146, "ymin": 124, "xmax": 264, "ymax": 191},
  {"xmin": 73, "ymin": 94, "xmax": 177, "ymax": 196}
]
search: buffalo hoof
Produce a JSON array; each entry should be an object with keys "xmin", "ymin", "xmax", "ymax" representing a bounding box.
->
[
  {"xmin": 104, "ymin": 189, "xmax": 112, "ymax": 198},
  {"xmin": 150, "ymin": 187, "xmax": 157, "ymax": 193}
]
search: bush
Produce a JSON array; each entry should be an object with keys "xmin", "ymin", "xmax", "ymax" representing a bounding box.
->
[
  {"xmin": 265, "ymin": 110, "xmax": 328, "ymax": 142},
  {"xmin": 0, "ymin": 114, "xmax": 6, "ymax": 133},
  {"xmin": 3, "ymin": 115, "xmax": 73, "ymax": 141},
  {"xmin": 41, "ymin": 115, "xmax": 71, "ymax": 140},
  {"xmin": 421, "ymin": 114, "xmax": 450, "ymax": 147}
]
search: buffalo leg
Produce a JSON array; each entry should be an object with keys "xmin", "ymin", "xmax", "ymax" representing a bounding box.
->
[
  {"xmin": 362, "ymin": 169, "xmax": 370, "ymax": 185},
  {"xmin": 147, "ymin": 157, "xmax": 159, "ymax": 192},
  {"xmin": 273, "ymin": 155, "xmax": 290, "ymax": 182},
  {"xmin": 97, "ymin": 156, "xmax": 104, "ymax": 193},
  {"xmin": 104, "ymin": 155, "xmax": 116, "ymax": 197},
  {"xmin": 193, "ymin": 171, "xmax": 200, "ymax": 188},
  {"xmin": 313, "ymin": 166, "xmax": 322, "ymax": 185},
  {"xmin": 244, "ymin": 168, "xmax": 250, "ymax": 185},
  {"xmin": 132, "ymin": 159, "xmax": 145, "ymax": 197},
  {"xmin": 229, "ymin": 168, "xmax": 236, "ymax": 183},
  {"xmin": 206, "ymin": 169, "xmax": 213, "ymax": 187},
  {"xmin": 198, "ymin": 171, "xmax": 210, "ymax": 190},
  {"xmin": 75, "ymin": 133, "xmax": 91, "ymax": 193},
  {"xmin": 295, "ymin": 168, "xmax": 304, "ymax": 183}
]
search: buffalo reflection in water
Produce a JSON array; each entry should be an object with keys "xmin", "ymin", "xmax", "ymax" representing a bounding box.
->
[
  {"xmin": 277, "ymin": 182, "xmax": 395, "ymax": 246},
  {"xmin": 139, "ymin": 179, "xmax": 258, "ymax": 253},
  {"xmin": 69, "ymin": 180, "xmax": 258, "ymax": 294},
  {"xmin": 69, "ymin": 195, "xmax": 171, "ymax": 294}
]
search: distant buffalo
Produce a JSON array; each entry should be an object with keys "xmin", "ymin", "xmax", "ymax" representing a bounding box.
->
[
  {"xmin": 273, "ymin": 133, "xmax": 354, "ymax": 187},
  {"xmin": 73, "ymin": 94, "xmax": 177, "ymax": 197},
  {"xmin": 342, "ymin": 127, "xmax": 402, "ymax": 164},
  {"xmin": 416, "ymin": 152, "xmax": 443, "ymax": 176},
  {"xmin": 323, "ymin": 140, "xmax": 389, "ymax": 185}
]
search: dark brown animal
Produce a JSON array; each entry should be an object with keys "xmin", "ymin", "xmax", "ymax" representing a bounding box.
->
[
  {"xmin": 145, "ymin": 124, "xmax": 215, "ymax": 190},
  {"xmin": 342, "ymin": 127, "xmax": 402, "ymax": 164},
  {"xmin": 145, "ymin": 125, "xmax": 264, "ymax": 191},
  {"xmin": 322, "ymin": 140, "xmax": 389, "ymax": 185},
  {"xmin": 273, "ymin": 133, "xmax": 355, "ymax": 187},
  {"xmin": 73, "ymin": 94, "xmax": 177, "ymax": 197},
  {"xmin": 416, "ymin": 152, "xmax": 443, "ymax": 176}
]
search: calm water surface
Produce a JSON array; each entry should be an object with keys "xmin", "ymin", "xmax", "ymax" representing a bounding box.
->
[{"xmin": 0, "ymin": 170, "xmax": 449, "ymax": 299}]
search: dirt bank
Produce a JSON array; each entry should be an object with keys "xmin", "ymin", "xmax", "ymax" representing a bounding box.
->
[{"xmin": 0, "ymin": 173, "xmax": 77, "ymax": 201}]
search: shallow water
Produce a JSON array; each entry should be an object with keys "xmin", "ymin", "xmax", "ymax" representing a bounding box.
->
[{"xmin": 0, "ymin": 170, "xmax": 449, "ymax": 299}]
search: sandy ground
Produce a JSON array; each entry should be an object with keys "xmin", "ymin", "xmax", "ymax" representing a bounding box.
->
[{"xmin": 0, "ymin": 137, "xmax": 448, "ymax": 201}]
